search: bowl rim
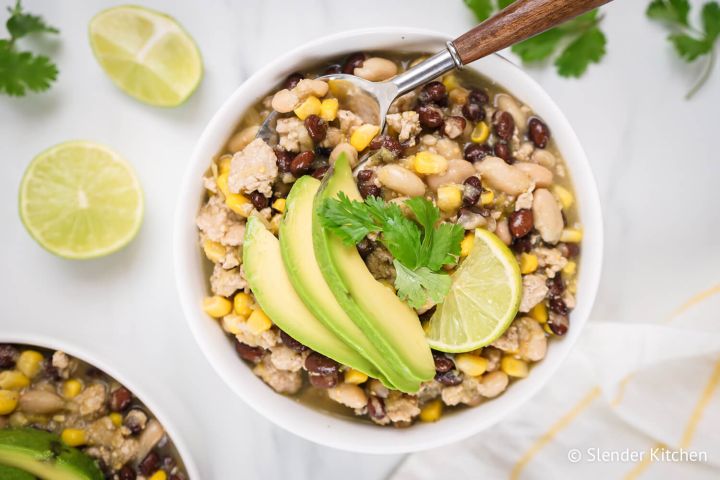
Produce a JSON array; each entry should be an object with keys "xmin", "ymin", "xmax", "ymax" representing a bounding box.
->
[
  {"xmin": 0, "ymin": 332, "xmax": 202, "ymax": 478},
  {"xmin": 174, "ymin": 26, "xmax": 604, "ymax": 454}
]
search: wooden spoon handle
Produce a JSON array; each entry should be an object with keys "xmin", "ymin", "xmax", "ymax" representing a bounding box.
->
[{"xmin": 452, "ymin": 0, "xmax": 612, "ymax": 65}]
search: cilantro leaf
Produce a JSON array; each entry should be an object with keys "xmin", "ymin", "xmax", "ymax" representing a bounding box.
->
[
  {"xmin": 426, "ymin": 222, "xmax": 464, "ymax": 271},
  {"xmin": 317, "ymin": 192, "xmax": 380, "ymax": 245},
  {"xmin": 554, "ymin": 27, "xmax": 607, "ymax": 77},
  {"xmin": 6, "ymin": 0, "xmax": 58, "ymax": 40},
  {"xmin": 464, "ymin": 0, "xmax": 495, "ymax": 22},
  {"xmin": 0, "ymin": 43, "xmax": 57, "ymax": 96},
  {"xmin": 670, "ymin": 33, "xmax": 712, "ymax": 60},
  {"xmin": 393, "ymin": 260, "xmax": 452, "ymax": 309},
  {"xmin": 702, "ymin": 1, "xmax": 720, "ymax": 40},
  {"xmin": 646, "ymin": 0, "xmax": 691, "ymax": 26},
  {"xmin": 364, "ymin": 196, "xmax": 421, "ymax": 268},
  {"xmin": 511, "ymin": 28, "xmax": 565, "ymax": 62}
]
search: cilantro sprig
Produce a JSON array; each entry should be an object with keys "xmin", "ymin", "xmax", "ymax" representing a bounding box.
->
[
  {"xmin": 463, "ymin": 0, "xmax": 607, "ymax": 78},
  {"xmin": 647, "ymin": 0, "xmax": 720, "ymax": 98},
  {"xmin": 0, "ymin": 0, "xmax": 59, "ymax": 96},
  {"xmin": 318, "ymin": 194, "xmax": 464, "ymax": 309}
]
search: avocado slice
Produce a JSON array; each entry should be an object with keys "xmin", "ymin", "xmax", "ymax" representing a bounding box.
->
[
  {"xmin": 311, "ymin": 156, "xmax": 435, "ymax": 386},
  {"xmin": 0, "ymin": 464, "xmax": 37, "ymax": 480},
  {"xmin": 243, "ymin": 215, "xmax": 382, "ymax": 378},
  {"xmin": 0, "ymin": 428, "xmax": 103, "ymax": 480},
  {"xmin": 281, "ymin": 176, "xmax": 426, "ymax": 390}
]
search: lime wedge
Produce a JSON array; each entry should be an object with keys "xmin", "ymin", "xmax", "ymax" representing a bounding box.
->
[
  {"xmin": 425, "ymin": 228, "xmax": 522, "ymax": 353},
  {"xmin": 19, "ymin": 141, "xmax": 144, "ymax": 259},
  {"xmin": 89, "ymin": 5, "xmax": 202, "ymax": 107}
]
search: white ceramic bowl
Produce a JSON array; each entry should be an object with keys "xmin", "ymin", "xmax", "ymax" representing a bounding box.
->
[
  {"xmin": 1, "ymin": 333, "xmax": 201, "ymax": 478},
  {"xmin": 174, "ymin": 28, "xmax": 603, "ymax": 454}
]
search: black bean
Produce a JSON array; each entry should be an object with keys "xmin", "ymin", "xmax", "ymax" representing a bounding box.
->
[
  {"xmin": 432, "ymin": 351, "xmax": 455, "ymax": 373},
  {"xmin": 417, "ymin": 105, "xmax": 443, "ymax": 129},
  {"xmin": 118, "ymin": 466, "xmax": 136, "ymax": 480},
  {"xmin": 367, "ymin": 396, "xmax": 386, "ymax": 421},
  {"xmin": 508, "ymin": 209, "xmax": 534, "ymax": 238},
  {"xmin": 283, "ymin": 72, "xmax": 304, "ymax": 90},
  {"xmin": 304, "ymin": 114, "xmax": 328, "ymax": 143},
  {"xmin": 462, "ymin": 101, "xmax": 485, "ymax": 122},
  {"xmin": 559, "ymin": 242, "xmax": 580, "ymax": 258},
  {"xmin": 359, "ymin": 183, "xmax": 381, "ymax": 199},
  {"xmin": 0, "ymin": 344, "xmax": 18, "ymax": 369},
  {"xmin": 109, "ymin": 387, "xmax": 132, "ymax": 412},
  {"xmin": 546, "ymin": 275, "xmax": 565, "ymax": 299},
  {"xmin": 314, "ymin": 146, "xmax": 332, "ymax": 159},
  {"xmin": 290, "ymin": 151, "xmax": 315, "ymax": 176},
  {"xmin": 511, "ymin": 235, "xmax": 534, "ymax": 253},
  {"xmin": 462, "ymin": 176, "xmax": 483, "ymax": 207},
  {"xmin": 549, "ymin": 297, "xmax": 569, "ymax": 315},
  {"xmin": 323, "ymin": 64, "xmax": 342, "ymax": 75},
  {"xmin": 434, "ymin": 369, "xmax": 463, "ymax": 386},
  {"xmin": 368, "ymin": 135, "xmax": 402, "ymax": 157},
  {"xmin": 248, "ymin": 191, "xmax": 268, "ymax": 210},
  {"xmin": 548, "ymin": 313, "xmax": 569, "ymax": 336},
  {"xmin": 304, "ymin": 352, "xmax": 339, "ymax": 375},
  {"xmin": 468, "ymin": 89, "xmax": 489, "ymax": 105},
  {"xmin": 418, "ymin": 81, "xmax": 447, "ymax": 106},
  {"xmin": 308, "ymin": 372, "xmax": 340, "ymax": 388},
  {"xmin": 234, "ymin": 340, "xmax": 265, "ymax": 363},
  {"xmin": 123, "ymin": 409, "xmax": 147, "ymax": 435},
  {"xmin": 312, "ymin": 165, "xmax": 330, "ymax": 179},
  {"xmin": 275, "ymin": 148, "xmax": 293, "ymax": 174},
  {"xmin": 357, "ymin": 170, "xmax": 374, "ymax": 183},
  {"xmin": 342, "ymin": 52, "xmax": 366, "ymax": 74},
  {"xmin": 280, "ymin": 331, "xmax": 308, "ymax": 353},
  {"xmin": 493, "ymin": 111, "xmax": 515, "ymax": 140},
  {"xmin": 418, "ymin": 306, "xmax": 437, "ymax": 323},
  {"xmin": 356, "ymin": 237, "xmax": 376, "ymax": 258},
  {"xmin": 528, "ymin": 117, "xmax": 550, "ymax": 148},
  {"xmin": 464, "ymin": 143, "xmax": 493, "ymax": 163},
  {"xmin": 138, "ymin": 451, "xmax": 160, "ymax": 476},
  {"xmin": 161, "ymin": 456, "xmax": 177, "ymax": 472},
  {"xmin": 493, "ymin": 141, "xmax": 514, "ymax": 164}
]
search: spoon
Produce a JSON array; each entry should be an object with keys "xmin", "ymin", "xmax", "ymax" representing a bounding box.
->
[{"xmin": 258, "ymin": 0, "xmax": 611, "ymax": 167}]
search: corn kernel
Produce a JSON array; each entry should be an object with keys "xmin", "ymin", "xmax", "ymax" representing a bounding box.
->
[
  {"xmin": 344, "ymin": 369, "xmax": 369, "ymax": 385},
  {"xmin": 221, "ymin": 314, "xmax": 244, "ymax": 334},
  {"xmin": 419, "ymin": 399, "xmax": 443, "ymax": 422},
  {"xmin": 233, "ymin": 292, "xmax": 253, "ymax": 317},
  {"xmin": 218, "ymin": 155, "xmax": 232, "ymax": 175},
  {"xmin": 413, "ymin": 151, "xmax": 448, "ymax": 175},
  {"xmin": 216, "ymin": 172, "xmax": 230, "ymax": 197},
  {"xmin": 455, "ymin": 353, "xmax": 488, "ymax": 377},
  {"xmin": 17, "ymin": 350, "xmax": 43, "ymax": 379},
  {"xmin": 109, "ymin": 413, "xmax": 123, "ymax": 427},
  {"xmin": 471, "ymin": 122, "xmax": 490, "ymax": 143},
  {"xmin": 149, "ymin": 471, "xmax": 167, "ymax": 480},
  {"xmin": 247, "ymin": 309, "xmax": 272, "ymax": 334},
  {"xmin": 480, "ymin": 190, "xmax": 494, "ymax": 206},
  {"xmin": 560, "ymin": 228, "xmax": 583, "ymax": 243},
  {"xmin": 442, "ymin": 74, "xmax": 460, "ymax": 91},
  {"xmin": 0, "ymin": 390, "xmax": 19, "ymax": 415},
  {"xmin": 272, "ymin": 198, "xmax": 286, "ymax": 213},
  {"xmin": 568, "ymin": 281, "xmax": 577, "ymax": 294},
  {"xmin": 319, "ymin": 98, "xmax": 339, "ymax": 122},
  {"xmin": 519, "ymin": 253, "xmax": 538, "ymax": 274},
  {"xmin": 437, "ymin": 185, "xmax": 463, "ymax": 212},
  {"xmin": 202, "ymin": 239, "xmax": 226, "ymax": 263},
  {"xmin": 294, "ymin": 95, "xmax": 321, "ymax": 120},
  {"xmin": 543, "ymin": 323, "xmax": 554, "ymax": 335},
  {"xmin": 529, "ymin": 302, "xmax": 548, "ymax": 323},
  {"xmin": 61, "ymin": 428, "xmax": 86, "ymax": 447},
  {"xmin": 460, "ymin": 232, "xmax": 475, "ymax": 257},
  {"xmin": 563, "ymin": 260, "xmax": 577, "ymax": 275},
  {"xmin": 62, "ymin": 379, "xmax": 83, "ymax": 399},
  {"xmin": 501, "ymin": 356, "xmax": 529, "ymax": 378},
  {"xmin": 202, "ymin": 296, "xmax": 233, "ymax": 318},
  {"xmin": 226, "ymin": 193, "xmax": 252, "ymax": 217},
  {"xmin": 0, "ymin": 371, "xmax": 30, "ymax": 390},
  {"xmin": 350, "ymin": 124, "xmax": 380, "ymax": 152},
  {"xmin": 553, "ymin": 185, "xmax": 574, "ymax": 210}
]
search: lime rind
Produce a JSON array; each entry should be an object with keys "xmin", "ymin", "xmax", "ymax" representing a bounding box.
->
[
  {"xmin": 426, "ymin": 228, "xmax": 521, "ymax": 353},
  {"xmin": 18, "ymin": 140, "xmax": 144, "ymax": 259}
]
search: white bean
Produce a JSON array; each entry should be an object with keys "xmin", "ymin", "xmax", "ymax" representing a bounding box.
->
[
  {"xmin": 495, "ymin": 218, "xmax": 512, "ymax": 245},
  {"xmin": 328, "ymin": 383, "xmax": 368, "ymax": 409},
  {"xmin": 354, "ymin": 57, "xmax": 398, "ymax": 82},
  {"xmin": 475, "ymin": 156, "xmax": 532, "ymax": 195},
  {"xmin": 293, "ymin": 78, "xmax": 328, "ymax": 98},
  {"xmin": 477, "ymin": 371, "xmax": 509, "ymax": 398},
  {"xmin": 434, "ymin": 138, "xmax": 463, "ymax": 160},
  {"xmin": 532, "ymin": 188, "xmax": 564, "ymax": 244},
  {"xmin": 531, "ymin": 149, "xmax": 557, "ymax": 168},
  {"xmin": 515, "ymin": 162, "xmax": 554, "ymax": 188},
  {"xmin": 137, "ymin": 419, "xmax": 165, "ymax": 460},
  {"xmin": 227, "ymin": 125, "xmax": 260, "ymax": 153},
  {"xmin": 329, "ymin": 143, "xmax": 358, "ymax": 167},
  {"xmin": 18, "ymin": 390, "xmax": 65, "ymax": 414},
  {"xmin": 517, "ymin": 317, "xmax": 547, "ymax": 362},
  {"xmin": 425, "ymin": 159, "xmax": 475, "ymax": 192},
  {"xmin": 377, "ymin": 165, "xmax": 426, "ymax": 197},
  {"xmin": 495, "ymin": 94, "xmax": 527, "ymax": 133},
  {"xmin": 271, "ymin": 89, "xmax": 299, "ymax": 113}
]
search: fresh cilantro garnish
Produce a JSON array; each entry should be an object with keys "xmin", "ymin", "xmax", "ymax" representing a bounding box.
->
[
  {"xmin": 463, "ymin": 1, "xmax": 607, "ymax": 78},
  {"xmin": 647, "ymin": 0, "xmax": 720, "ymax": 98},
  {"xmin": 318, "ymin": 194, "xmax": 464, "ymax": 309},
  {"xmin": 0, "ymin": 0, "xmax": 59, "ymax": 97}
]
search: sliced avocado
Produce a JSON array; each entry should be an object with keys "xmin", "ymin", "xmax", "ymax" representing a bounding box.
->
[
  {"xmin": 312, "ymin": 156, "xmax": 435, "ymax": 386},
  {"xmin": 0, "ymin": 428, "xmax": 103, "ymax": 480},
  {"xmin": 0, "ymin": 464, "xmax": 37, "ymax": 480},
  {"xmin": 243, "ymin": 215, "xmax": 382, "ymax": 378},
  {"xmin": 281, "ymin": 176, "xmax": 423, "ymax": 390}
]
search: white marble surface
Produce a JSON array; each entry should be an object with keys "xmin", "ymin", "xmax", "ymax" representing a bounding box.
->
[{"xmin": 1, "ymin": 0, "xmax": 719, "ymax": 479}]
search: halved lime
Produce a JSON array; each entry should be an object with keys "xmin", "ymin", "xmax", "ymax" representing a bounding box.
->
[
  {"xmin": 89, "ymin": 5, "xmax": 202, "ymax": 107},
  {"xmin": 425, "ymin": 228, "xmax": 522, "ymax": 353},
  {"xmin": 19, "ymin": 141, "xmax": 144, "ymax": 259}
]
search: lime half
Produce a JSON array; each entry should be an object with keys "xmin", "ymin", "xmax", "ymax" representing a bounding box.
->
[
  {"xmin": 426, "ymin": 228, "xmax": 522, "ymax": 353},
  {"xmin": 89, "ymin": 5, "xmax": 202, "ymax": 107},
  {"xmin": 19, "ymin": 141, "xmax": 144, "ymax": 259}
]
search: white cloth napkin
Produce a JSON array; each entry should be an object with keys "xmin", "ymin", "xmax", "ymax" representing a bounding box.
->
[{"xmin": 393, "ymin": 285, "xmax": 720, "ymax": 480}]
